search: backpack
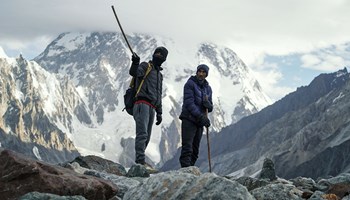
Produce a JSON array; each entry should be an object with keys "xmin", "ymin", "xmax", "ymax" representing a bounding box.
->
[{"xmin": 123, "ymin": 63, "xmax": 152, "ymax": 115}]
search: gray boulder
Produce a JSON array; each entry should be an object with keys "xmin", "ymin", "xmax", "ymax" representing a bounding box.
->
[
  {"xmin": 126, "ymin": 164, "xmax": 150, "ymax": 177},
  {"xmin": 123, "ymin": 167, "xmax": 254, "ymax": 200},
  {"xmin": 251, "ymin": 183, "xmax": 303, "ymax": 200},
  {"xmin": 235, "ymin": 176, "xmax": 270, "ymax": 191},
  {"xmin": 85, "ymin": 170, "xmax": 141, "ymax": 199},
  {"xmin": 19, "ymin": 192, "xmax": 86, "ymax": 200},
  {"xmin": 69, "ymin": 155, "xmax": 127, "ymax": 176}
]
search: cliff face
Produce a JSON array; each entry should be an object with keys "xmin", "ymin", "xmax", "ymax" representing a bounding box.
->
[
  {"xmin": 0, "ymin": 56, "xmax": 80, "ymax": 163},
  {"xmin": 207, "ymin": 68, "xmax": 350, "ymax": 179}
]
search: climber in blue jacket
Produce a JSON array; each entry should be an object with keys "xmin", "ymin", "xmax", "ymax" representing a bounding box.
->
[{"xmin": 179, "ymin": 64, "xmax": 213, "ymax": 167}]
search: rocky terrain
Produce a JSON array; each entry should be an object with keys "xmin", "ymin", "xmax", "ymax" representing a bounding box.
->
[{"xmin": 1, "ymin": 147, "xmax": 350, "ymax": 200}]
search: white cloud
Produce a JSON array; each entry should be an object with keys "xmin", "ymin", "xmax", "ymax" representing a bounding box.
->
[
  {"xmin": 1, "ymin": 0, "xmax": 350, "ymax": 62},
  {"xmin": 301, "ymin": 44, "xmax": 350, "ymax": 71},
  {"xmin": 250, "ymin": 62, "xmax": 295, "ymax": 102},
  {"xmin": 1, "ymin": 0, "xmax": 350, "ymax": 101},
  {"xmin": 0, "ymin": 35, "xmax": 54, "ymax": 59},
  {"xmin": 301, "ymin": 54, "xmax": 321, "ymax": 67}
]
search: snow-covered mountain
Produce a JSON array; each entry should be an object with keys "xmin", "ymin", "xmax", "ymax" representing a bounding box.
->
[
  {"xmin": 0, "ymin": 54, "xmax": 80, "ymax": 163},
  {"xmin": 1, "ymin": 32, "xmax": 271, "ymax": 167}
]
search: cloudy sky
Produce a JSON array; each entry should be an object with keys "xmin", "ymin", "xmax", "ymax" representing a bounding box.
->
[{"xmin": 1, "ymin": 0, "xmax": 350, "ymax": 101}]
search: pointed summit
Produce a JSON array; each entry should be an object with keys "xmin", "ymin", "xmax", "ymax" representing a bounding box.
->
[{"xmin": 0, "ymin": 46, "xmax": 9, "ymax": 58}]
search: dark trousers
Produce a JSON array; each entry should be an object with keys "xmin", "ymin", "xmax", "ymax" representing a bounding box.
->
[
  {"xmin": 179, "ymin": 119, "xmax": 203, "ymax": 168},
  {"xmin": 133, "ymin": 103, "xmax": 155, "ymax": 164}
]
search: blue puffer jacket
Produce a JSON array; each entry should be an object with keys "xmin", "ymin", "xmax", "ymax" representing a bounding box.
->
[{"xmin": 179, "ymin": 76, "xmax": 213, "ymax": 123}]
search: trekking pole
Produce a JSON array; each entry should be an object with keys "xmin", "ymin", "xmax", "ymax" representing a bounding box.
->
[
  {"xmin": 111, "ymin": 5, "xmax": 136, "ymax": 56},
  {"xmin": 206, "ymin": 110, "xmax": 212, "ymax": 172},
  {"xmin": 205, "ymin": 97, "xmax": 212, "ymax": 172}
]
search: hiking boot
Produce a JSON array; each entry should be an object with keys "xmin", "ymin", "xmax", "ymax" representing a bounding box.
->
[{"xmin": 143, "ymin": 162, "xmax": 158, "ymax": 174}]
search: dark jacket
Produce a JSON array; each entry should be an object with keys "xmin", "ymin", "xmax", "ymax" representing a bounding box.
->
[
  {"xmin": 180, "ymin": 76, "xmax": 213, "ymax": 123},
  {"xmin": 129, "ymin": 61, "xmax": 163, "ymax": 114}
]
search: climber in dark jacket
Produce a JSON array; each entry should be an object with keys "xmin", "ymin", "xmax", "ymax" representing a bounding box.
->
[
  {"xmin": 179, "ymin": 64, "xmax": 213, "ymax": 168},
  {"xmin": 129, "ymin": 46, "xmax": 168, "ymax": 166}
]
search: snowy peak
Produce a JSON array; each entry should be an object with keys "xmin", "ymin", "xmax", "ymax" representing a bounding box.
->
[
  {"xmin": 0, "ymin": 46, "xmax": 8, "ymax": 58},
  {"xmin": 196, "ymin": 43, "xmax": 272, "ymax": 124},
  {"xmin": 0, "ymin": 55, "xmax": 80, "ymax": 163}
]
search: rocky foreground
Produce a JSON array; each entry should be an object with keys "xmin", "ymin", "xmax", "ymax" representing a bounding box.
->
[{"xmin": 1, "ymin": 148, "xmax": 350, "ymax": 200}]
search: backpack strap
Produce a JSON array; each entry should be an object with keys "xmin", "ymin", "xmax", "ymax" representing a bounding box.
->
[
  {"xmin": 135, "ymin": 63, "xmax": 152, "ymax": 97},
  {"xmin": 129, "ymin": 77, "xmax": 135, "ymax": 88}
]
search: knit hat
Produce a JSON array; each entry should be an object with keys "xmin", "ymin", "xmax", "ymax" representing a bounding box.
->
[
  {"xmin": 197, "ymin": 64, "xmax": 209, "ymax": 77},
  {"xmin": 153, "ymin": 46, "xmax": 168, "ymax": 61}
]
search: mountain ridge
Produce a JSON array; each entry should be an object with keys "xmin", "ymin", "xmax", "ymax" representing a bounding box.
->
[
  {"xmin": 193, "ymin": 68, "xmax": 350, "ymax": 179},
  {"xmin": 0, "ymin": 55, "xmax": 80, "ymax": 163}
]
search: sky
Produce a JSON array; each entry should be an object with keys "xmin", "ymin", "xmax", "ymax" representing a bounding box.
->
[{"xmin": 1, "ymin": 0, "xmax": 350, "ymax": 101}]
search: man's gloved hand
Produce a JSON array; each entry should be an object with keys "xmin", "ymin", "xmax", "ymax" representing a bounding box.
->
[
  {"xmin": 155, "ymin": 113, "xmax": 162, "ymax": 125},
  {"xmin": 202, "ymin": 100, "xmax": 213, "ymax": 111},
  {"xmin": 199, "ymin": 115, "xmax": 210, "ymax": 127},
  {"xmin": 132, "ymin": 53, "xmax": 140, "ymax": 64}
]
